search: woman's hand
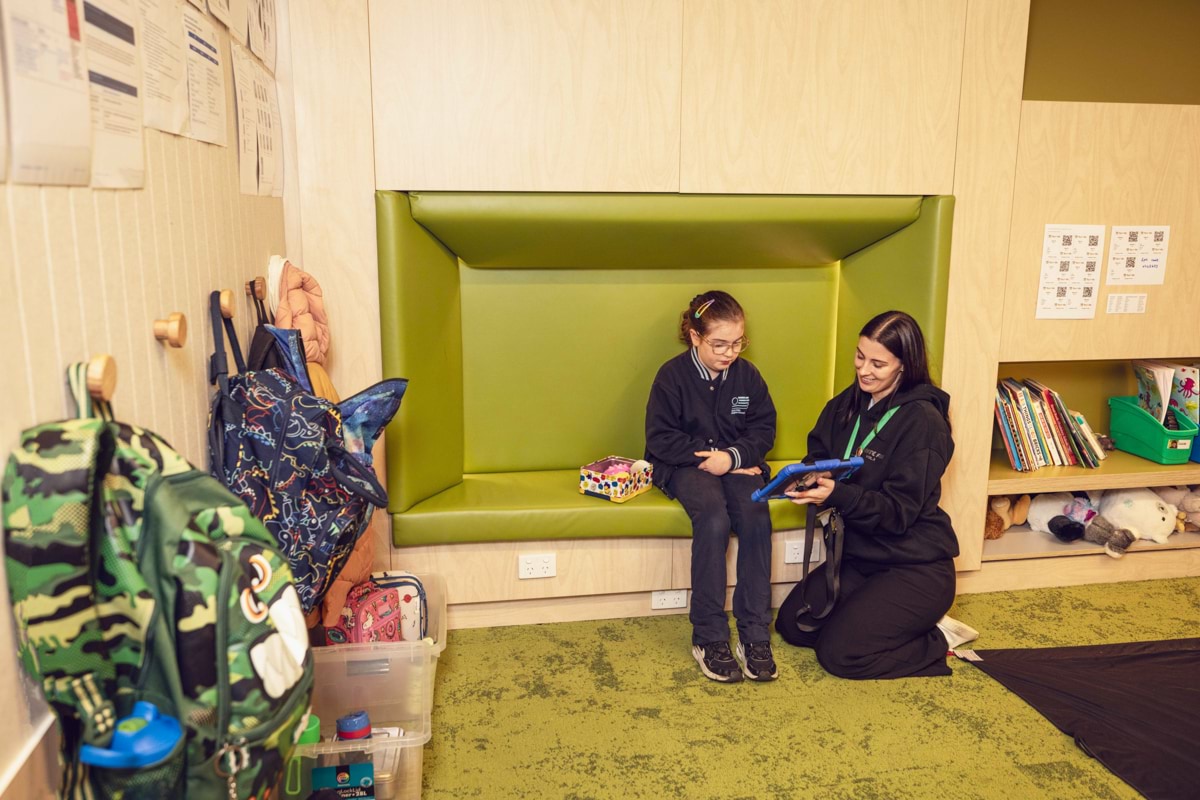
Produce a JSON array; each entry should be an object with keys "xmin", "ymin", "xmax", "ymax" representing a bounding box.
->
[
  {"xmin": 695, "ymin": 450, "xmax": 733, "ymax": 476},
  {"xmin": 785, "ymin": 474, "xmax": 835, "ymax": 505}
]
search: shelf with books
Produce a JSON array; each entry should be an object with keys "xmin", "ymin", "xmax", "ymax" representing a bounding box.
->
[
  {"xmin": 988, "ymin": 448, "xmax": 1200, "ymax": 494},
  {"xmin": 982, "ymin": 526, "xmax": 1200, "ymax": 562}
]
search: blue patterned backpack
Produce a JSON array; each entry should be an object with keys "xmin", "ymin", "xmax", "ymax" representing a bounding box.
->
[{"xmin": 207, "ymin": 291, "xmax": 406, "ymax": 614}]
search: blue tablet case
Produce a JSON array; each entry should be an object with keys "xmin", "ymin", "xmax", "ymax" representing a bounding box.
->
[{"xmin": 751, "ymin": 457, "xmax": 864, "ymax": 501}]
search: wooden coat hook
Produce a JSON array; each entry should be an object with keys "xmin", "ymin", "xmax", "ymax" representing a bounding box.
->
[
  {"xmin": 86, "ymin": 354, "xmax": 117, "ymax": 403},
  {"xmin": 245, "ymin": 276, "xmax": 266, "ymax": 301},
  {"xmin": 154, "ymin": 312, "xmax": 188, "ymax": 348},
  {"xmin": 218, "ymin": 289, "xmax": 235, "ymax": 319}
]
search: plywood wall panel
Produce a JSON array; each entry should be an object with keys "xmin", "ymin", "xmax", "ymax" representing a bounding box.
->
[
  {"xmin": 680, "ymin": 0, "xmax": 966, "ymax": 195},
  {"xmin": 1001, "ymin": 102, "xmax": 1200, "ymax": 361},
  {"xmin": 369, "ymin": 0, "xmax": 683, "ymax": 191},
  {"xmin": 937, "ymin": 0, "xmax": 1031, "ymax": 570}
]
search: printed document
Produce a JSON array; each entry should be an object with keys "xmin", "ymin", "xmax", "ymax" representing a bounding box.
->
[
  {"xmin": 1106, "ymin": 226, "xmax": 1170, "ymax": 285},
  {"xmin": 248, "ymin": 0, "xmax": 274, "ymax": 72},
  {"xmin": 231, "ymin": 41, "xmax": 257, "ymax": 193},
  {"xmin": 136, "ymin": 0, "xmax": 188, "ymax": 133},
  {"xmin": 1035, "ymin": 224, "xmax": 1105, "ymax": 320},
  {"xmin": 182, "ymin": 6, "xmax": 227, "ymax": 145},
  {"xmin": 83, "ymin": 0, "xmax": 145, "ymax": 187},
  {"xmin": 2, "ymin": 0, "xmax": 92, "ymax": 185},
  {"xmin": 252, "ymin": 58, "xmax": 276, "ymax": 194}
]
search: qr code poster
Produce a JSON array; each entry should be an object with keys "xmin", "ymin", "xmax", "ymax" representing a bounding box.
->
[
  {"xmin": 1036, "ymin": 224, "xmax": 1105, "ymax": 319},
  {"xmin": 1106, "ymin": 225, "xmax": 1170, "ymax": 285}
]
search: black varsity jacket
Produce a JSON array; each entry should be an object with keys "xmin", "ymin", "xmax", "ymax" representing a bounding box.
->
[{"xmin": 643, "ymin": 348, "xmax": 777, "ymax": 496}]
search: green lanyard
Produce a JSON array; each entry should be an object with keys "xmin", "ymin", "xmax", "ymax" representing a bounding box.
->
[{"xmin": 843, "ymin": 406, "xmax": 900, "ymax": 459}]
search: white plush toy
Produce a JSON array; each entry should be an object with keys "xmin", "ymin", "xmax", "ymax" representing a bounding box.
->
[
  {"xmin": 1151, "ymin": 485, "xmax": 1200, "ymax": 532},
  {"xmin": 1098, "ymin": 488, "xmax": 1180, "ymax": 544}
]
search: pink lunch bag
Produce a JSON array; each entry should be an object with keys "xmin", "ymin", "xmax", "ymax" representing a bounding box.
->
[{"xmin": 325, "ymin": 571, "xmax": 428, "ymax": 645}]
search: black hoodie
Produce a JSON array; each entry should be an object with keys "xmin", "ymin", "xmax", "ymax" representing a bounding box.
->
[{"xmin": 810, "ymin": 382, "xmax": 959, "ymax": 564}]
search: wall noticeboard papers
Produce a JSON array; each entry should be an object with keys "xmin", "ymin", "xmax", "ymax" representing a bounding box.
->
[{"xmin": 1035, "ymin": 224, "xmax": 1105, "ymax": 320}]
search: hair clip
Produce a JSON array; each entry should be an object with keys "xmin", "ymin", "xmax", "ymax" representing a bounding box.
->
[{"xmin": 694, "ymin": 299, "xmax": 715, "ymax": 318}]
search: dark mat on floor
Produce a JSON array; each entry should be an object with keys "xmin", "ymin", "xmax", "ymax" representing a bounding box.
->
[{"xmin": 957, "ymin": 638, "xmax": 1200, "ymax": 800}]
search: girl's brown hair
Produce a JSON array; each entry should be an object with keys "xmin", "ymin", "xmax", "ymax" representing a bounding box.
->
[{"xmin": 679, "ymin": 290, "xmax": 745, "ymax": 345}]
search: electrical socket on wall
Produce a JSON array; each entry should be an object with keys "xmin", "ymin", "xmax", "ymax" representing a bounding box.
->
[
  {"xmin": 650, "ymin": 590, "xmax": 688, "ymax": 610},
  {"xmin": 784, "ymin": 539, "xmax": 822, "ymax": 564},
  {"xmin": 518, "ymin": 553, "xmax": 556, "ymax": 580}
]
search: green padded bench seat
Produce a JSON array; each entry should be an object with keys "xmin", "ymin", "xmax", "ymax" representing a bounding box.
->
[
  {"xmin": 392, "ymin": 464, "xmax": 810, "ymax": 546},
  {"xmin": 378, "ymin": 192, "xmax": 954, "ymax": 547}
]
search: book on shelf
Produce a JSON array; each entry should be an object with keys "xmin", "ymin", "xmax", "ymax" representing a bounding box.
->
[
  {"xmin": 1000, "ymin": 378, "xmax": 1046, "ymax": 468},
  {"xmin": 1132, "ymin": 360, "xmax": 1175, "ymax": 424},
  {"xmin": 994, "ymin": 377, "xmax": 1102, "ymax": 471},
  {"xmin": 1145, "ymin": 360, "xmax": 1200, "ymax": 427}
]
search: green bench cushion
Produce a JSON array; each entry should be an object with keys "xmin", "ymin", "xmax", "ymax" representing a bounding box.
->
[{"xmin": 391, "ymin": 464, "xmax": 810, "ymax": 547}]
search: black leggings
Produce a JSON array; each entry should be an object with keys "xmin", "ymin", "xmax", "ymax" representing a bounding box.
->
[{"xmin": 775, "ymin": 557, "xmax": 956, "ymax": 679}]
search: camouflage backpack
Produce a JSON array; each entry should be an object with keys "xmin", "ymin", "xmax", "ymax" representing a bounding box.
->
[{"xmin": 2, "ymin": 399, "xmax": 314, "ymax": 798}]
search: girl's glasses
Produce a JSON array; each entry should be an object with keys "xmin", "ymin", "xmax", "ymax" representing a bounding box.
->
[{"xmin": 701, "ymin": 336, "xmax": 749, "ymax": 355}]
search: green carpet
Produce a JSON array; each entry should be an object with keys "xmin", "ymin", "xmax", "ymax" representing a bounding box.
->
[{"xmin": 423, "ymin": 577, "xmax": 1200, "ymax": 799}]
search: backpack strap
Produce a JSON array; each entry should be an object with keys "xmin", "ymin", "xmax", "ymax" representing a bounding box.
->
[
  {"xmin": 67, "ymin": 361, "xmax": 114, "ymax": 422},
  {"xmin": 3, "ymin": 420, "xmax": 123, "ymax": 795},
  {"xmin": 792, "ymin": 505, "xmax": 845, "ymax": 632}
]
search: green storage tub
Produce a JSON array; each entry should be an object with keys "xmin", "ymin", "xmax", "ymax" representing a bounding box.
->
[{"xmin": 1108, "ymin": 395, "xmax": 1198, "ymax": 465}]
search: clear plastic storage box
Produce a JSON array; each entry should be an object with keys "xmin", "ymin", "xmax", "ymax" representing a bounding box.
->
[{"xmin": 284, "ymin": 573, "xmax": 447, "ymax": 800}]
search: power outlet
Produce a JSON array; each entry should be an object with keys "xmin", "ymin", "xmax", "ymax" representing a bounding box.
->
[
  {"xmin": 518, "ymin": 553, "xmax": 556, "ymax": 580},
  {"xmin": 784, "ymin": 538, "xmax": 822, "ymax": 564},
  {"xmin": 650, "ymin": 589, "xmax": 688, "ymax": 610}
]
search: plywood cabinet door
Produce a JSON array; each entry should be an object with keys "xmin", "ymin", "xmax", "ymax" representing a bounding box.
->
[
  {"xmin": 370, "ymin": 0, "xmax": 683, "ymax": 192},
  {"xmin": 680, "ymin": 0, "xmax": 966, "ymax": 196}
]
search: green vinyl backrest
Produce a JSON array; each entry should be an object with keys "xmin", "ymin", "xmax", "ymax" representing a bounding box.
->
[{"xmin": 377, "ymin": 192, "xmax": 953, "ymax": 513}]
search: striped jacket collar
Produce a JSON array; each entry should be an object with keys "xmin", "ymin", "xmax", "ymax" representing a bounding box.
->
[{"xmin": 690, "ymin": 347, "xmax": 728, "ymax": 382}]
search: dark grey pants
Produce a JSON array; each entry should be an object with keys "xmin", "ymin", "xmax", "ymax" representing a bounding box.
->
[
  {"xmin": 775, "ymin": 556, "xmax": 956, "ymax": 679},
  {"xmin": 668, "ymin": 467, "xmax": 773, "ymax": 646}
]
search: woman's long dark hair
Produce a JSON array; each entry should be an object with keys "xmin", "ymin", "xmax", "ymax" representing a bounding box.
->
[{"xmin": 845, "ymin": 310, "xmax": 948, "ymax": 428}]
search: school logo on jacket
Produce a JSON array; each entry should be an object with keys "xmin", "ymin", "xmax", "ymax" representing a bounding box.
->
[{"xmin": 731, "ymin": 396, "xmax": 749, "ymax": 415}]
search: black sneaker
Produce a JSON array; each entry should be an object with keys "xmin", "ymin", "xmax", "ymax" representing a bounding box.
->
[
  {"xmin": 692, "ymin": 641, "xmax": 743, "ymax": 683},
  {"xmin": 736, "ymin": 640, "xmax": 778, "ymax": 682}
]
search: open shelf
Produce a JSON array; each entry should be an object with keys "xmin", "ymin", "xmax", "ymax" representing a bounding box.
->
[
  {"xmin": 982, "ymin": 525, "xmax": 1200, "ymax": 561},
  {"xmin": 987, "ymin": 449, "xmax": 1200, "ymax": 495}
]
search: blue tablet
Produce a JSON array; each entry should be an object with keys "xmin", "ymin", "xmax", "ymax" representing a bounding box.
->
[{"xmin": 751, "ymin": 457, "xmax": 864, "ymax": 502}]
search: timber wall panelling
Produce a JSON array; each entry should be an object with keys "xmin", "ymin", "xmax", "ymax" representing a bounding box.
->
[
  {"xmin": 1001, "ymin": 101, "xmax": 1200, "ymax": 361},
  {"xmin": 937, "ymin": 0, "xmax": 1031, "ymax": 570},
  {"xmin": 369, "ymin": 0, "xmax": 684, "ymax": 192},
  {"xmin": 679, "ymin": 0, "xmax": 967, "ymax": 195},
  {"xmin": 0, "ymin": 17, "xmax": 285, "ymax": 795}
]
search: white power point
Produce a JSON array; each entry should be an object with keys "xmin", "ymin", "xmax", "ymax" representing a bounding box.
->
[
  {"xmin": 651, "ymin": 590, "xmax": 688, "ymax": 609},
  {"xmin": 518, "ymin": 553, "xmax": 556, "ymax": 580},
  {"xmin": 784, "ymin": 538, "xmax": 822, "ymax": 564}
]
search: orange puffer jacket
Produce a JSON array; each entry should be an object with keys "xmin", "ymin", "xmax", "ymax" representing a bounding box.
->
[{"xmin": 274, "ymin": 260, "xmax": 331, "ymax": 366}]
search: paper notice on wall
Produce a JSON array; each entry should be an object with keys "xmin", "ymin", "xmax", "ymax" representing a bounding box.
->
[
  {"xmin": 137, "ymin": 0, "xmax": 188, "ymax": 133},
  {"xmin": 247, "ymin": 0, "xmax": 274, "ymax": 72},
  {"xmin": 1035, "ymin": 224, "xmax": 1105, "ymax": 320},
  {"xmin": 1106, "ymin": 293, "xmax": 1148, "ymax": 314},
  {"xmin": 225, "ymin": 0, "xmax": 247, "ymax": 44},
  {"xmin": 267, "ymin": 70, "xmax": 282, "ymax": 197},
  {"xmin": 207, "ymin": 0, "xmax": 231, "ymax": 27},
  {"xmin": 1, "ymin": 0, "xmax": 92, "ymax": 185},
  {"xmin": 252, "ymin": 58, "xmax": 276, "ymax": 194},
  {"xmin": 182, "ymin": 6, "xmax": 227, "ymax": 145},
  {"xmin": 83, "ymin": 0, "xmax": 145, "ymax": 188},
  {"xmin": 230, "ymin": 41, "xmax": 257, "ymax": 193},
  {"xmin": 1106, "ymin": 226, "xmax": 1170, "ymax": 285},
  {"xmin": 185, "ymin": 0, "xmax": 204, "ymax": 10}
]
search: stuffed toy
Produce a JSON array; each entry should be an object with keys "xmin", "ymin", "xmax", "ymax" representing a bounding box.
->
[
  {"xmin": 1026, "ymin": 491, "xmax": 1136, "ymax": 559},
  {"xmin": 984, "ymin": 494, "xmax": 1031, "ymax": 540},
  {"xmin": 1098, "ymin": 488, "xmax": 1180, "ymax": 544},
  {"xmin": 1150, "ymin": 486, "xmax": 1200, "ymax": 532}
]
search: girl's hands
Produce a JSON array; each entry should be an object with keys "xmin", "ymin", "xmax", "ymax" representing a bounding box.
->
[
  {"xmin": 695, "ymin": 450, "xmax": 733, "ymax": 476},
  {"xmin": 785, "ymin": 474, "xmax": 835, "ymax": 505},
  {"xmin": 730, "ymin": 466, "xmax": 762, "ymax": 476}
]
